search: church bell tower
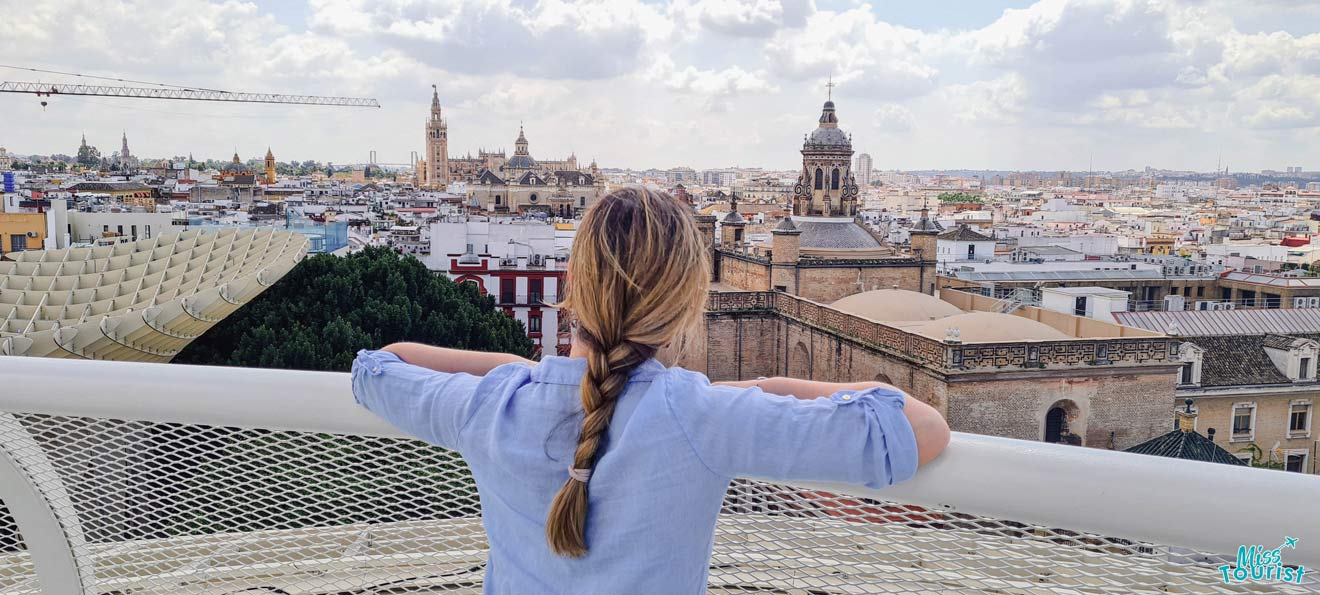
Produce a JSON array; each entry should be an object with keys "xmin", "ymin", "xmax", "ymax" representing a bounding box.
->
[
  {"xmin": 424, "ymin": 85, "xmax": 449, "ymax": 188},
  {"xmin": 791, "ymin": 80, "xmax": 859, "ymax": 218}
]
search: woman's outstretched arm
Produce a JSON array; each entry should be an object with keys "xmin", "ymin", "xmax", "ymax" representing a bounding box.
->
[
  {"xmin": 715, "ymin": 377, "xmax": 950, "ymax": 466},
  {"xmin": 380, "ymin": 342, "xmax": 535, "ymax": 376}
]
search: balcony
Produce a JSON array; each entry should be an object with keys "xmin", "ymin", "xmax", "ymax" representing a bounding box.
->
[
  {"xmin": 0, "ymin": 356, "xmax": 1318, "ymax": 594},
  {"xmin": 497, "ymin": 293, "xmax": 557, "ymax": 306}
]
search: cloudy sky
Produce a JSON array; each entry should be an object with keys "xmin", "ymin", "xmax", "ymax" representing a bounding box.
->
[{"xmin": 2, "ymin": 0, "xmax": 1319, "ymax": 172}]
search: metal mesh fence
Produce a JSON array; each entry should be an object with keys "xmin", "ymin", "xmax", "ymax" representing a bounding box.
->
[
  {"xmin": 0, "ymin": 413, "xmax": 1314, "ymax": 594},
  {"xmin": 0, "ymin": 500, "xmax": 40, "ymax": 594}
]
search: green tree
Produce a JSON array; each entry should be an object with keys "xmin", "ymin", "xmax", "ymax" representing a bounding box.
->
[
  {"xmin": 76, "ymin": 143, "xmax": 102, "ymax": 168},
  {"xmin": 937, "ymin": 191, "xmax": 983, "ymax": 204},
  {"xmin": 174, "ymin": 246, "xmax": 533, "ymax": 371}
]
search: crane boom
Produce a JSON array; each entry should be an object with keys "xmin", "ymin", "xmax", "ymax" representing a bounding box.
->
[{"xmin": 0, "ymin": 81, "xmax": 380, "ymax": 107}]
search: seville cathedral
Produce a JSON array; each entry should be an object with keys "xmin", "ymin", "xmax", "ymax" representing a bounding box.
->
[
  {"xmin": 683, "ymin": 95, "xmax": 1180, "ymax": 453},
  {"xmin": 416, "ymin": 85, "xmax": 607, "ymax": 216}
]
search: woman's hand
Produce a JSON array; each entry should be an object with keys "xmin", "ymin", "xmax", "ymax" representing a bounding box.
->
[{"xmin": 381, "ymin": 342, "xmax": 536, "ymax": 376}]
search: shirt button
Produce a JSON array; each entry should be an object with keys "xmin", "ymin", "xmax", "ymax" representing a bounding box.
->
[
  {"xmin": 371, "ymin": 367, "xmax": 381, "ymax": 374},
  {"xmin": 841, "ymin": 395, "xmax": 852, "ymax": 401}
]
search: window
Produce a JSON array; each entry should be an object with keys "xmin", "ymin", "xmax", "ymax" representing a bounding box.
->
[
  {"xmin": 1074, "ymin": 296, "xmax": 1088, "ymax": 317},
  {"xmin": 1302, "ymin": 357, "xmax": 1313, "ymax": 380},
  {"xmin": 580, "ymin": 196, "xmax": 586, "ymax": 206},
  {"xmin": 131, "ymin": 225, "xmax": 137, "ymax": 239},
  {"xmin": 500, "ymin": 278, "xmax": 515, "ymax": 304},
  {"xmin": 967, "ymin": 244, "xmax": 976, "ymax": 260},
  {"xmin": 529, "ymin": 279, "xmax": 543, "ymax": 304},
  {"xmin": 831, "ymin": 168, "xmax": 840, "ymax": 190},
  {"xmin": 1290, "ymin": 401, "xmax": 1312, "ymax": 437},
  {"xmin": 1197, "ymin": 286, "xmax": 1205, "ymax": 297},
  {"xmin": 10, "ymin": 234, "xmax": 27, "ymax": 252},
  {"xmin": 1285, "ymin": 452, "xmax": 1307, "ymax": 473},
  {"xmin": 495, "ymin": 195, "xmax": 502, "ymax": 205},
  {"xmin": 117, "ymin": 225, "xmax": 124, "ymax": 237},
  {"xmin": 814, "ymin": 168, "xmax": 823, "ymax": 190},
  {"xmin": 528, "ymin": 315, "xmax": 542, "ymax": 333},
  {"xmin": 1177, "ymin": 342, "xmax": 1203, "ymax": 386},
  {"xmin": 145, "ymin": 225, "xmax": 152, "ymax": 238},
  {"xmin": 1231, "ymin": 403, "xmax": 1255, "ymax": 441}
]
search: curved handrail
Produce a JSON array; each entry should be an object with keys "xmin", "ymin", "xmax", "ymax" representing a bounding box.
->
[{"xmin": 0, "ymin": 355, "xmax": 1317, "ymax": 570}]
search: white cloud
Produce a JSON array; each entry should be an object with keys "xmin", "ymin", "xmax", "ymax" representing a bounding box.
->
[
  {"xmin": 687, "ymin": 0, "xmax": 812, "ymax": 37},
  {"xmin": 308, "ymin": 0, "xmax": 671, "ymax": 80},
  {"xmin": 872, "ymin": 104, "xmax": 916, "ymax": 135},
  {"xmin": 938, "ymin": 75, "xmax": 1028, "ymax": 125},
  {"xmin": 2, "ymin": 0, "xmax": 1320, "ymax": 171}
]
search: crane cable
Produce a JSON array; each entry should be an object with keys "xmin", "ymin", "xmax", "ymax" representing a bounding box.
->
[{"xmin": 0, "ymin": 64, "xmax": 228, "ymax": 93}]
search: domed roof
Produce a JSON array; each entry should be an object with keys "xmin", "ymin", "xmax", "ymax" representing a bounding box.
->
[
  {"xmin": 805, "ymin": 99, "xmax": 850, "ymax": 147},
  {"xmin": 808, "ymin": 127, "xmax": 850, "ymax": 146},
  {"xmin": 506, "ymin": 154, "xmax": 537, "ymax": 169},
  {"xmin": 902, "ymin": 312, "xmax": 1072, "ymax": 343},
  {"xmin": 831, "ymin": 289, "xmax": 963, "ymax": 322}
]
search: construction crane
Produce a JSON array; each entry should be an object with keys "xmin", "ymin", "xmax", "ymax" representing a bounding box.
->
[{"xmin": 1, "ymin": 81, "xmax": 379, "ymax": 108}]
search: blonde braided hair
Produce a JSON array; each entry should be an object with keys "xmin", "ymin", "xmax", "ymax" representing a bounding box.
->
[{"xmin": 546, "ymin": 186, "xmax": 710, "ymax": 557}]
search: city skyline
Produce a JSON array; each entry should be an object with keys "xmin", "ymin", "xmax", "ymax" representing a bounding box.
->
[{"xmin": 3, "ymin": 0, "xmax": 1320, "ymax": 171}]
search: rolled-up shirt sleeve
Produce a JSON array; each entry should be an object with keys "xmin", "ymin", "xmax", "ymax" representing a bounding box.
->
[
  {"xmin": 350, "ymin": 349, "xmax": 484, "ymax": 451},
  {"xmin": 664, "ymin": 374, "xmax": 919, "ymax": 489}
]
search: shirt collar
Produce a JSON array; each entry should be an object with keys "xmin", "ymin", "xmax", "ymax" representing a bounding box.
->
[{"xmin": 531, "ymin": 355, "xmax": 667, "ymax": 385}]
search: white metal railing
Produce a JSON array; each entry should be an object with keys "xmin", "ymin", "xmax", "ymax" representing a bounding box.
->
[{"xmin": 0, "ymin": 356, "xmax": 1318, "ymax": 594}]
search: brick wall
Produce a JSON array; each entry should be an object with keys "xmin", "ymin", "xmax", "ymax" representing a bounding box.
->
[
  {"xmin": 946, "ymin": 371, "xmax": 1175, "ymax": 449},
  {"xmin": 719, "ymin": 255, "xmax": 771, "ymax": 291},
  {"xmin": 701, "ymin": 294, "xmax": 1177, "ymax": 447}
]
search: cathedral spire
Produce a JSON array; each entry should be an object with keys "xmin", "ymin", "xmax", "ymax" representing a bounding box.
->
[{"xmin": 514, "ymin": 123, "xmax": 529, "ymax": 156}]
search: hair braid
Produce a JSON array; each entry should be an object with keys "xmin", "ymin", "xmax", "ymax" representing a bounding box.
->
[
  {"xmin": 544, "ymin": 186, "xmax": 710, "ymax": 557},
  {"xmin": 546, "ymin": 329, "xmax": 656, "ymax": 557}
]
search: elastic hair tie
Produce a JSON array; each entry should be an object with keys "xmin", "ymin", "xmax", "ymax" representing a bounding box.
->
[{"xmin": 568, "ymin": 467, "xmax": 592, "ymax": 483}]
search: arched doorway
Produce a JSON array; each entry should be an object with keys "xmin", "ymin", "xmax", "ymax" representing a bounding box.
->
[
  {"xmin": 1043, "ymin": 399, "xmax": 1082, "ymax": 445},
  {"xmin": 1044, "ymin": 408, "xmax": 1067, "ymax": 443}
]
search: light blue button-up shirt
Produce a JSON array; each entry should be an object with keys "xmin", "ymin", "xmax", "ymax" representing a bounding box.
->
[{"xmin": 351, "ymin": 349, "xmax": 918, "ymax": 595}]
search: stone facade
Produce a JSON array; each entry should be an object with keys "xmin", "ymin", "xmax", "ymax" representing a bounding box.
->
[
  {"xmin": 1185, "ymin": 391, "xmax": 1315, "ymax": 473},
  {"xmin": 695, "ymin": 291, "xmax": 1180, "ymax": 449}
]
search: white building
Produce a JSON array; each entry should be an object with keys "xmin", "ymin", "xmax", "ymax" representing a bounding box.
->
[
  {"xmin": 855, "ymin": 153, "xmax": 873, "ymax": 187},
  {"xmin": 426, "ymin": 218, "xmax": 571, "ymax": 356},
  {"xmin": 1040, "ymin": 287, "xmax": 1132, "ymax": 323},
  {"xmin": 936, "ymin": 225, "xmax": 996, "ymax": 266}
]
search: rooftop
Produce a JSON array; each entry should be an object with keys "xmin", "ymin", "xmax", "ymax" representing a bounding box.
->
[
  {"xmin": 792, "ymin": 216, "xmax": 883, "ymax": 250},
  {"xmin": 1115, "ymin": 308, "xmax": 1320, "ymax": 336}
]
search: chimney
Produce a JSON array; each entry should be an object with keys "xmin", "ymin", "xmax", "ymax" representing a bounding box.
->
[
  {"xmin": 1176, "ymin": 398, "xmax": 1197, "ymax": 433},
  {"xmin": 1207, "ymin": 427, "xmax": 1216, "ymax": 442}
]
